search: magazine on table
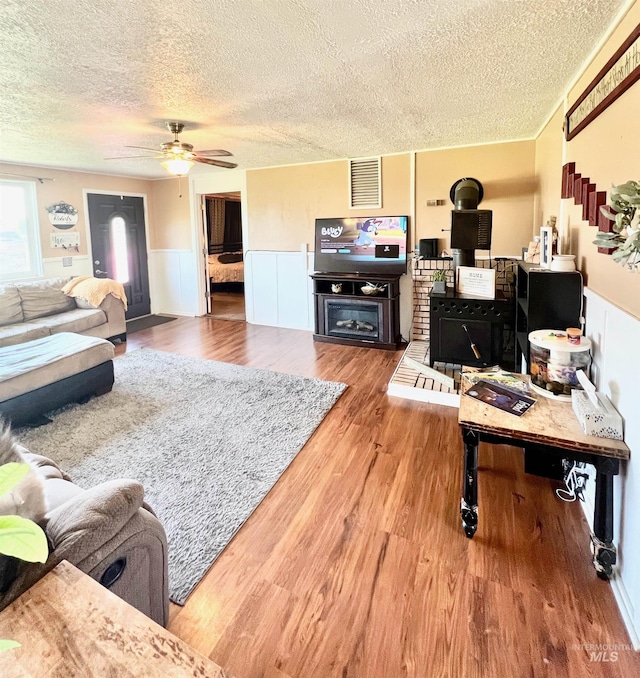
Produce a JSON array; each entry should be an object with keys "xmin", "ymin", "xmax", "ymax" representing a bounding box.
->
[
  {"xmin": 461, "ymin": 365, "xmax": 532, "ymax": 395},
  {"xmin": 465, "ymin": 379, "xmax": 536, "ymax": 416}
]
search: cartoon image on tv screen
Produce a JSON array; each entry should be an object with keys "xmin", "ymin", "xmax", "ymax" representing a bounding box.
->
[
  {"xmin": 314, "ymin": 216, "xmax": 407, "ymax": 274},
  {"xmin": 353, "ymin": 219, "xmax": 379, "ymax": 249}
]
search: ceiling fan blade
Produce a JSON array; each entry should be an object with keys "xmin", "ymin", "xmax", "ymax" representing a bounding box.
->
[
  {"xmin": 195, "ymin": 149, "xmax": 233, "ymax": 157},
  {"xmin": 195, "ymin": 157, "xmax": 238, "ymax": 169},
  {"xmin": 124, "ymin": 145, "xmax": 163, "ymax": 153}
]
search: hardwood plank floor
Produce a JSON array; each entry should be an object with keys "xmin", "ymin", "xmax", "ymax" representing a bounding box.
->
[{"xmin": 118, "ymin": 317, "xmax": 639, "ymax": 677}]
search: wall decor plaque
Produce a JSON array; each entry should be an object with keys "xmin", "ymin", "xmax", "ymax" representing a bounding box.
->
[
  {"xmin": 46, "ymin": 201, "xmax": 79, "ymax": 229},
  {"xmin": 565, "ymin": 23, "xmax": 640, "ymax": 140}
]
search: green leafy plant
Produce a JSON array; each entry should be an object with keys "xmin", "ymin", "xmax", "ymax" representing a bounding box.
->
[
  {"xmin": 0, "ymin": 463, "xmax": 49, "ymax": 653},
  {"xmin": 432, "ymin": 268, "xmax": 448, "ymax": 282},
  {"xmin": 595, "ymin": 180, "xmax": 640, "ymax": 271},
  {"xmin": 45, "ymin": 201, "xmax": 78, "ymax": 215}
]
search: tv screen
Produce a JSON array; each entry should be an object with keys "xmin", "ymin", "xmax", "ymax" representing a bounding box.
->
[{"xmin": 314, "ymin": 216, "xmax": 408, "ymax": 275}]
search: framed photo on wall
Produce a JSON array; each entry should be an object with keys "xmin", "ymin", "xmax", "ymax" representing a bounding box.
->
[{"xmin": 540, "ymin": 227, "xmax": 552, "ymax": 269}]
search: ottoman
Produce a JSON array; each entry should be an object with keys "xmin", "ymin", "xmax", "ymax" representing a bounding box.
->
[{"xmin": 0, "ymin": 332, "xmax": 115, "ymax": 426}]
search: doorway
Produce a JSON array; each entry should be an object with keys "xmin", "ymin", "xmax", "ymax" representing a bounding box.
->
[
  {"xmin": 87, "ymin": 193, "xmax": 151, "ymax": 320},
  {"xmin": 203, "ymin": 192, "xmax": 245, "ymax": 321}
]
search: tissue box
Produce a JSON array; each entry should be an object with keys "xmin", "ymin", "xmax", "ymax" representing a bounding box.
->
[{"xmin": 571, "ymin": 390, "xmax": 624, "ymax": 440}]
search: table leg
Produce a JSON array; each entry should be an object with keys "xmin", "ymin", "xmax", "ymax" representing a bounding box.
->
[
  {"xmin": 592, "ymin": 457, "xmax": 619, "ymax": 579},
  {"xmin": 461, "ymin": 428, "xmax": 479, "ymax": 538}
]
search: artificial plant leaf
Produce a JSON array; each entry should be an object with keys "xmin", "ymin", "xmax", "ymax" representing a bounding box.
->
[
  {"xmin": 0, "ymin": 515, "xmax": 48, "ymax": 562},
  {"xmin": 599, "ymin": 205, "xmax": 617, "ymax": 220},
  {"xmin": 0, "ymin": 639, "xmax": 21, "ymax": 653},
  {"xmin": 0, "ymin": 463, "xmax": 30, "ymax": 497}
]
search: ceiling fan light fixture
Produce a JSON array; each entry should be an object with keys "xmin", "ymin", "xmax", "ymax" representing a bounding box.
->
[{"xmin": 161, "ymin": 158, "xmax": 194, "ymax": 176}]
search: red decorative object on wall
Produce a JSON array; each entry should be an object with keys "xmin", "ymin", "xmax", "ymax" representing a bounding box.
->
[{"xmin": 561, "ymin": 162, "xmax": 617, "ymax": 254}]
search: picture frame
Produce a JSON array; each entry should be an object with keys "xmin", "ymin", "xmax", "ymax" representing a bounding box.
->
[
  {"xmin": 456, "ymin": 266, "xmax": 495, "ymax": 299},
  {"xmin": 540, "ymin": 226, "xmax": 552, "ymax": 269}
]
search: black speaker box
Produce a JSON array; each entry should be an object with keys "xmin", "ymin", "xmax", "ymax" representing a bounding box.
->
[{"xmin": 419, "ymin": 238, "xmax": 438, "ymax": 259}]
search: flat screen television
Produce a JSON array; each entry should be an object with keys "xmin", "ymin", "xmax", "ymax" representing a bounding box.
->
[{"xmin": 314, "ymin": 216, "xmax": 408, "ymax": 275}]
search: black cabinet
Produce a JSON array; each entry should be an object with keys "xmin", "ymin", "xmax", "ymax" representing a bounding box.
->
[
  {"xmin": 311, "ymin": 272, "xmax": 401, "ymax": 350},
  {"xmin": 515, "ymin": 261, "xmax": 583, "ymax": 370}
]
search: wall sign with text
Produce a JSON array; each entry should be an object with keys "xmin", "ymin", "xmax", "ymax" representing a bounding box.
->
[{"xmin": 565, "ymin": 23, "xmax": 640, "ymax": 140}]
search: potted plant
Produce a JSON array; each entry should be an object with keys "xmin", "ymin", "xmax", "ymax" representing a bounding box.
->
[
  {"xmin": 432, "ymin": 268, "xmax": 448, "ymax": 294},
  {"xmin": 595, "ymin": 180, "xmax": 640, "ymax": 271},
  {"xmin": 0, "ymin": 462, "xmax": 49, "ymax": 653}
]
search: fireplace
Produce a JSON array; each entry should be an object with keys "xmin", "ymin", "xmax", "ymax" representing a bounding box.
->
[
  {"xmin": 325, "ymin": 299, "xmax": 382, "ymax": 341},
  {"xmin": 311, "ymin": 272, "xmax": 401, "ymax": 350}
]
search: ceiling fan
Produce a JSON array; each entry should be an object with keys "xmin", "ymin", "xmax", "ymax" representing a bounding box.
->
[{"xmin": 107, "ymin": 122, "xmax": 237, "ymax": 175}]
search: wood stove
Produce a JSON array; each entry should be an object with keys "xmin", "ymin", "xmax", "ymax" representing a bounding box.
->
[{"xmin": 429, "ymin": 290, "xmax": 511, "ymax": 367}]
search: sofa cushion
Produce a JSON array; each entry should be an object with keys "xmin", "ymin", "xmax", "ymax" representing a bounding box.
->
[
  {"xmin": 75, "ymin": 298, "xmax": 98, "ymax": 310},
  {"xmin": 0, "ymin": 323, "xmax": 50, "ymax": 349},
  {"xmin": 23, "ymin": 308, "xmax": 107, "ymax": 335},
  {"xmin": 16, "ymin": 277, "xmax": 75, "ymax": 321},
  {"xmin": 0, "ymin": 332, "xmax": 114, "ymax": 400},
  {"xmin": 0, "ymin": 285, "xmax": 23, "ymax": 327}
]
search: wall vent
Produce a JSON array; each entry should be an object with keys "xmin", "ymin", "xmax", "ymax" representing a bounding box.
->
[{"xmin": 349, "ymin": 157, "xmax": 381, "ymax": 209}]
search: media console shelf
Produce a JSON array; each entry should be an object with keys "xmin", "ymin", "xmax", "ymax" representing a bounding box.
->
[{"xmin": 311, "ymin": 272, "xmax": 402, "ymax": 350}]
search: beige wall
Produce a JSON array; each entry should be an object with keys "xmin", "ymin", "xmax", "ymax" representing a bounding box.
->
[
  {"xmin": 0, "ymin": 162, "xmax": 154, "ymax": 260},
  {"xmin": 533, "ymin": 106, "xmax": 564, "ymax": 233},
  {"xmin": 542, "ymin": 1, "xmax": 640, "ymax": 318},
  {"xmin": 246, "ymin": 154, "xmax": 411, "ymax": 252},
  {"xmin": 415, "ymin": 141, "xmax": 536, "ymax": 256},
  {"xmin": 149, "ymin": 179, "xmax": 192, "ymax": 250}
]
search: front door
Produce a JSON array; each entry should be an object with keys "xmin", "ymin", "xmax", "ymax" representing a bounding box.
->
[{"xmin": 87, "ymin": 194, "xmax": 151, "ymax": 319}]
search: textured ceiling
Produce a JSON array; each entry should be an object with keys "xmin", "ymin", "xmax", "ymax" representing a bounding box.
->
[{"xmin": 0, "ymin": 0, "xmax": 629, "ymax": 179}]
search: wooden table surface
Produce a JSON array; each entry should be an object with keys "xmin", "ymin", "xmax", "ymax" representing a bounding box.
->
[
  {"xmin": 0, "ymin": 561, "xmax": 233, "ymax": 678},
  {"xmin": 458, "ymin": 381, "xmax": 630, "ymax": 460}
]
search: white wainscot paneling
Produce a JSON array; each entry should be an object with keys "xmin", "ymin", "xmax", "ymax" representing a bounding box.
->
[
  {"xmin": 582, "ymin": 287, "xmax": 640, "ymax": 649},
  {"xmin": 148, "ymin": 250, "xmax": 199, "ymax": 316},
  {"xmin": 245, "ymin": 251, "xmax": 313, "ymax": 331},
  {"xmin": 42, "ymin": 256, "xmax": 92, "ymax": 279}
]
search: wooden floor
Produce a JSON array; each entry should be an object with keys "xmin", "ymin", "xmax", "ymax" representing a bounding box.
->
[
  {"xmin": 118, "ymin": 317, "xmax": 639, "ymax": 678},
  {"xmin": 208, "ymin": 292, "xmax": 246, "ymax": 321}
]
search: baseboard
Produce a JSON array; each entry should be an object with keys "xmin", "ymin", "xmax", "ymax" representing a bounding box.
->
[{"xmin": 581, "ymin": 492, "xmax": 640, "ymax": 649}]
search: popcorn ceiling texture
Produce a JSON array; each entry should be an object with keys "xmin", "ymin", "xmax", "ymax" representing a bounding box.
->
[{"xmin": 0, "ymin": 0, "xmax": 627, "ymax": 178}]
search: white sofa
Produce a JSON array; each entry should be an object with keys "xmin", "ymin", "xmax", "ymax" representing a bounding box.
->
[{"xmin": 0, "ymin": 277, "xmax": 126, "ymax": 349}]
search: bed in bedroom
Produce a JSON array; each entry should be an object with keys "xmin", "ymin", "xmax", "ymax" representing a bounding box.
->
[{"xmin": 208, "ymin": 252, "xmax": 244, "ymax": 286}]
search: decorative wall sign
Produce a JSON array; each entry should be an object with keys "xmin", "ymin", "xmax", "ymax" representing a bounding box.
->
[
  {"xmin": 565, "ymin": 23, "xmax": 640, "ymax": 140},
  {"xmin": 455, "ymin": 266, "xmax": 495, "ymax": 299},
  {"xmin": 50, "ymin": 232, "xmax": 80, "ymax": 250},
  {"xmin": 46, "ymin": 201, "xmax": 79, "ymax": 229}
]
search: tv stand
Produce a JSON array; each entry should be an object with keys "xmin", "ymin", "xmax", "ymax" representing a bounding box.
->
[{"xmin": 311, "ymin": 272, "xmax": 402, "ymax": 350}]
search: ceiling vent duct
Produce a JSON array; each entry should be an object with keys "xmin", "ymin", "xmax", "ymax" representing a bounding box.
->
[{"xmin": 349, "ymin": 157, "xmax": 381, "ymax": 209}]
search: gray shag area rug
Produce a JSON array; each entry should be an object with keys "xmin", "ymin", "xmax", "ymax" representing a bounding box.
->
[{"xmin": 17, "ymin": 349, "xmax": 347, "ymax": 604}]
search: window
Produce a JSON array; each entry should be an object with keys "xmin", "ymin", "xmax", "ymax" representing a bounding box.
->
[
  {"xmin": 0, "ymin": 180, "xmax": 42, "ymax": 281},
  {"xmin": 110, "ymin": 215, "xmax": 130, "ymax": 283}
]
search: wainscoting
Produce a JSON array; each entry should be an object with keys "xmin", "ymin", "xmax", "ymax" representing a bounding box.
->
[
  {"xmin": 581, "ymin": 288, "xmax": 640, "ymax": 648},
  {"xmin": 148, "ymin": 249, "xmax": 201, "ymax": 317}
]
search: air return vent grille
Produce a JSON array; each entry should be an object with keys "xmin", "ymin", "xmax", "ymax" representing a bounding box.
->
[{"xmin": 349, "ymin": 157, "xmax": 381, "ymax": 209}]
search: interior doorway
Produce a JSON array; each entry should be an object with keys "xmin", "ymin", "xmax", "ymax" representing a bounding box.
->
[
  {"xmin": 87, "ymin": 193, "xmax": 150, "ymax": 320},
  {"xmin": 203, "ymin": 191, "xmax": 245, "ymax": 321}
]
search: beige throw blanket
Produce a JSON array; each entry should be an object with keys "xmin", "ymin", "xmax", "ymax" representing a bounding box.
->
[{"xmin": 62, "ymin": 276, "xmax": 128, "ymax": 310}]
